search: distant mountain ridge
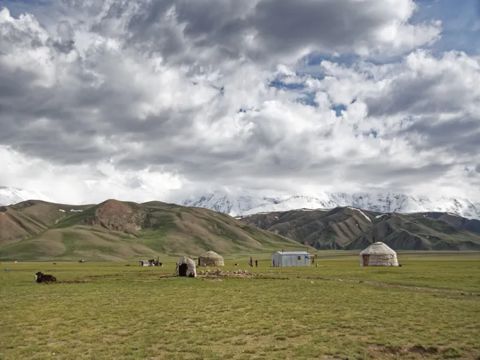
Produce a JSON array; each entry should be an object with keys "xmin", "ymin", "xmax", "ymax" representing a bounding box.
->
[
  {"xmin": 4, "ymin": 186, "xmax": 479, "ymax": 220},
  {"xmin": 182, "ymin": 191, "xmax": 480, "ymax": 219},
  {"xmin": 0, "ymin": 186, "xmax": 50, "ymax": 206},
  {"xmin": 240, "ymin": 207, "xmax": 480, "ymax": 250}
]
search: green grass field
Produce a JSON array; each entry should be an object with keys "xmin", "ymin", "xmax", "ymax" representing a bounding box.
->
[{"xmin": 1, "ymin": 252, "xmax": 479, "ymax": 359}]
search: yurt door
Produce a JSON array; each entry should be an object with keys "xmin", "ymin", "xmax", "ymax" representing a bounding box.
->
[
  {"xmin": 179, "ymin": 263, "xmax": 188, "ymax": 276},
  {"xmin": 362, "ymin": 254, "xmax": 369, "ymax": 266}
]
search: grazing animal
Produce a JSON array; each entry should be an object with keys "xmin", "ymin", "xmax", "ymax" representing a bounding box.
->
[
  {"xmin": 35, "ymin": 271, "xmax": 56, "ymax": 283},
  {"xmin": 149, "ymin": 258, "xmax": 162, "ymax": 266}
]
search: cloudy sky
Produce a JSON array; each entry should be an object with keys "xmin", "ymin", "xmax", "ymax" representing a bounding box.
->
[{"xmin": 0, "ymin": 0, "xmax": 479, "ymax": 204}]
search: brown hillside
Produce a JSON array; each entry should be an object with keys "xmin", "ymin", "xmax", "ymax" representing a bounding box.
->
[
  {"xmin": 0, "ymin": 206, "xmax": 48, "ymax": 245},
  {"xmin": 0, "ymin": 199, "xmax": 302, "ymax": 260},
  {"xmin": 85, "ymin": 199, "xmax": 146, "ymax": 234}
]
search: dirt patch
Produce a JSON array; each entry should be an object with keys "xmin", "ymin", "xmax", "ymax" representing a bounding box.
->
[
  {"xmin": 369, "ymin": 344, "xmax": 447, "ymax": 359},
  {"xmin": 197, "ymin": 269, "xmax": 256, "ymax": 279},
  {"xmin": 376, "ymin": 345, "xmax": 403, "ymax": 355},
  {"xmin": 77, "ymin": 272, "xmax": 181, "ymax": 283},
  {"xmin": 57, "ymin": 280, "xmax": 89, "ymax": 284},
  {"xmin": 409, "ymin": 345, "xmax": 439, "ymax": 355}
]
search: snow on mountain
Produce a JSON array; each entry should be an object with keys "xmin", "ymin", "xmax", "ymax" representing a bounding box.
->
[
  {"xmin": 182, "ymin": 191, "xmax": 480, "ymax": 219},
  {"xmin": 181, "ymin": 192, "xmax": 282, "ymax": 215},
  {"xmin": 0, "ymin": 186, "xmax": 50, "ymax": 206}
]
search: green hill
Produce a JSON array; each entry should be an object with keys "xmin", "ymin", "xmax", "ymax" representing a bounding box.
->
[
  {"xmin": 0, "ymin": 200, "xmax": 302, "ymax": 261},
  {"xmin": 240, "ymin": 207, "xmax": 480, "ymax": 250}
]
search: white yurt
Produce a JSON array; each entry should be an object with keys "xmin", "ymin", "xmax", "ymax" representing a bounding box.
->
[
  {"xmin": 176, "ymin": 256, "xmax": 197, "ymax": 277},
  {"xmin": 198, "ymin": 250, "xmax": 224, "ymax": 267},
  {"xmin": 360, "ymin": 242, "xmax": 399, "ymax": 267},
  {"xmin": 272, "ymin": 251, "xmax": 311, "ymax": 267}
]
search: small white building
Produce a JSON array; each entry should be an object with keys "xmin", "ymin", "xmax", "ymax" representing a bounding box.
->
[{"xmin": 272, "ymin": 251, "xmax": 311, "ymax": 267}]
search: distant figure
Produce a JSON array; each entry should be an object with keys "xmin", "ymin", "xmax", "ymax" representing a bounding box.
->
[
  {"xmin": 249, "ymin": 257, "xmax": 253, "ymax": 267},
  {"xmin": 234, "ymin": 263, "xmax": 238, "ymax": 266},
  {"xmin": 35, "ymin": 272, "xmax": 56, "ymax": 283},
  {"xmin": 154, "ymin": 257, "xmax": 163, "ymax": 266},
  {"xmin": 255, "ymin": 260, "xmax": 258, "ymax": 267}
]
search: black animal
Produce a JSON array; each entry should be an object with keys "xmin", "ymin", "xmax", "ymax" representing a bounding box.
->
[
  {"xmin": 35, "ymin": 271, "xmax": 56, "ymax": 283},
  {"xmin": 148, "ymin": 258, "xmax": 163, "ymax": 266},
  {"xmin": 150, "ymin": 258, "xmax": 163, "ymax": 266}
]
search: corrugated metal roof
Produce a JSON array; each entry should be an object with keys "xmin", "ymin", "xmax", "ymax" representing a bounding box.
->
[{"xmin": 274, "ymin": 251, "xmax": 310, "ymax": 255}]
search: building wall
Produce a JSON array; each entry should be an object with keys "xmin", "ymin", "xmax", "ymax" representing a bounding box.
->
[
  {"xmin": 272, "ymin": 253, "xmax": 310, "ymax": 267},
  {"xmin": 360, "ymin": 254, "xmax": 398, "ymax": 267},
  {"xmin": 199, "ymin": 257, "xmax": 224, "ymax": 266}
]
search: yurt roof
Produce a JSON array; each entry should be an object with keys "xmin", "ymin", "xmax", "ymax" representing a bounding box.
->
[
  {"xmin": 178, "ymin": 256, "xmax": 196, "ymax": 266},
  {"xmin": 200, "ymin": 250, "xmax": 223, "ymax": 259},
  {"xmin": 360, "ymin": 242, "xmax": 396, "ymax": 255}
]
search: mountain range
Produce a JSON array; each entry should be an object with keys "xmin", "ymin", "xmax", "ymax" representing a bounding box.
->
[
  {"xmin": 182, "ymin": 191, "xmax": 480, "ymax": 219},
  {"xmin": 1, "ymin": 187, "xmax": 480, "ymax": 259},
  {"xmin": 240, "ymin": 207, "xmax": 480, "ymax": 250},
  {"xmin": 2, "ymin": 187, "xmax": 479, "ymax": 220},
  {"xmin": 0, "ymin": 199, "xmax": 299, "ymax": 260}
]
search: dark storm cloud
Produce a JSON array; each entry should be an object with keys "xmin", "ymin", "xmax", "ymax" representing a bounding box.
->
[
  {"xmin": 367, "ymin": 70, "xmax": 474, "ymax": 116},
  {"xmin": 250, "ymin": 0, "xmax": 387, "ymax": 56},
  {"xmin": 125, "ymin": 1, "xmax": 185, "ymax": 58},
  {"xmin": 96, "ymin": 0, "xmax": 435, "ymax": 65},
  {"xmin": 400, "ymin": 116, "xmax": 480, "ymax": 155},
  {"xmin": 344, "ymin": 162, "xmax": 454, "ymax": 186}
]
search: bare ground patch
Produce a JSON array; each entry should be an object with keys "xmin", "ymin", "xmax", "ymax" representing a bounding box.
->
[{"xmin": 368, "ymin": 344, "xmax": 473, "ymax": 359}]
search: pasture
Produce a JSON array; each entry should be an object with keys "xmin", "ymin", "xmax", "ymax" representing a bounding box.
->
[{"xmin": 1, "ymin": 252, "xmax": 479, "ymax": 359}]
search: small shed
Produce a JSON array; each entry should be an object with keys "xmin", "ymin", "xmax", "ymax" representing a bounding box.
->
[
  {"xmin": 272, "ymin": 251, "xmax": 311, "ymax": 267},
  {"xmin": 360, "ymin": 242, "xmax": 399, "ymax": 267},
  {"xmin": 199, "ymin": 250, "xmax": 224, "ymax": 267},
  {"xmin": 176, "ymin": 256, "xmax": 197, "ymax": 277}
]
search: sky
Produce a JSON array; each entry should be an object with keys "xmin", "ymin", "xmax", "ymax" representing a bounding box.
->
[{"xmin": 0, "ymin": 0, "xmax": 479, "ymax": 204}]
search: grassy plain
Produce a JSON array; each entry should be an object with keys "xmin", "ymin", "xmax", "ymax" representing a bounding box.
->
[{"xmin": 1, "ymin": 252, "xmax": 479, "ymax": 359}]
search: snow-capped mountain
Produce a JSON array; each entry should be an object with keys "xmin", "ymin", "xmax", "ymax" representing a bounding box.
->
[
  {"xmin": 0, "ymin": 186, "xmax": 50, "ymax": 206},
  {"xmin": 182, "ymin": 191, "xmax": 480, "ymax": 219}
]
